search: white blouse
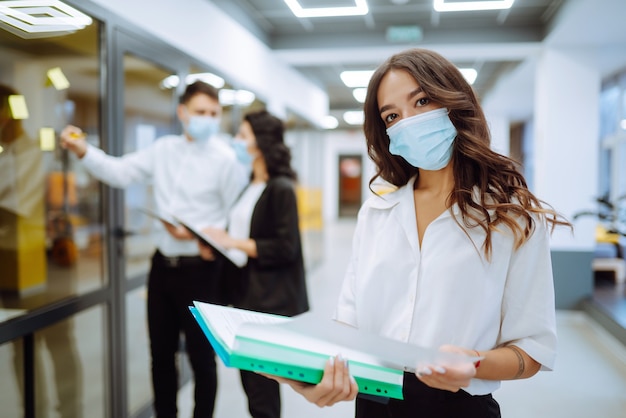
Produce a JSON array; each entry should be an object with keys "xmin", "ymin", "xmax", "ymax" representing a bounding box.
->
[
  {"xmin": 226, "ymin": 182, "xmax": 267, "ymax": 266},
  {"xmin": 334, "ymin": 176, "xmax": 557, "ymax": 395}
]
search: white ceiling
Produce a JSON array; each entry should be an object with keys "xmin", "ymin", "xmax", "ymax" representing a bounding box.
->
[{"xmin": 210, "ymin": 0, "xmax": 571, "ymax": 126}]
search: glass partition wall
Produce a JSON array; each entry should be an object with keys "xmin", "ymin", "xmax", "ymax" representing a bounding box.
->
[
  {"xmin": 0, "ymin": 2, "xmax": 245, "ymax": 417},
  {"xmin": 0, "ymin": 12, "xmax": 106, "ymax": 418}
]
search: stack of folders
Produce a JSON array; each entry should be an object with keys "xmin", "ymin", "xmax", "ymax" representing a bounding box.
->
[{"xmin": 189, "ymin": 301, "xmax": 479, "ymax": 400}]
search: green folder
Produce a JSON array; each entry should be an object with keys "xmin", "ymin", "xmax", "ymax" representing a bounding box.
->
[{"xmin": 189, "ymin": 302, "xmax": 405, "ymax": 399}]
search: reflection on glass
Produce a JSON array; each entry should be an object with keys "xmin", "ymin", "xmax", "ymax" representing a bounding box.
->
[
  {"xmin": 0, "ymin": 19, "xmax": 104, "ymax": 323},
  {"xmin": 599, "ymin": 85, "xmax": 620, "ymax": 139},
  {"xmin": 126, "ymin": 286, "xmax": 151, "ymax": 413},
  {"xmin": 3, "ymin": 306, "xmax": 106, "ymax": 418},
  {"xmin": 121, "ymin": 54, "xmax": 176, "ymax": 415},
  {"xmin": 0, "ymin": 84, "xmax": 46, "ymax": 292},
  {"xmin": 0, "ymin": 341, "xmax": 23, "ymax": 417}
]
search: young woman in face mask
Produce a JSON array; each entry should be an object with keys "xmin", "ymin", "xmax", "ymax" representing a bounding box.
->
[
  {"xmin": 199, "ymin": 109, "xmax": 310, "ymax": 418},
  {"xmin": 266, "ymin": 48, "xmax": 572, "ymax": 418}
]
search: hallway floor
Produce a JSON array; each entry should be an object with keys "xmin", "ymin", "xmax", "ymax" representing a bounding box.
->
[
  {"xmin": 176, "ymin": 219, "xmax": 626, "ymax": 418},
  {"xmin": 593, "ymin": 278, "xmax": 626, "ymax": 329}
]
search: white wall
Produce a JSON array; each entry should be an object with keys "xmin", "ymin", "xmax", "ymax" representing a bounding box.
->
[
  {"xmin": 484, "ymin": 113, "xmax": 510, "ymax": 156},
  {"xmin": 87, "ymin": 0, "xmax": 328, "ymax": 127}
]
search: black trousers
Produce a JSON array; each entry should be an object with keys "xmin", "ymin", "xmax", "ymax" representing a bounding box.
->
[
  {"xmin": 240, "ymin": 370, "xmax": 281, "ymax": 418},
  {"xmin": 147, "ymin": 251, "xmax": 224, "ymax": 418},
  {"xmin": 356, "ymin": 372, "xmax": 501, "ymax": 418}
]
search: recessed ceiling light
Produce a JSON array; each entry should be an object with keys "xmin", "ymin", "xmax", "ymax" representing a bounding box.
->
[
  {"xmin": 352, "ymin": 88, "xmax": 367, "ymax": 103},
  {"xmin": 284, "ymin": 0, "xmax": 369, "ymax": 18},
  {"xmin": 433, "ymin": 0, "xmax": 514, "ymax": 12},
  {"xmin": 219, "ymin": 89, "xmax": 256, "ymax": 106},
  {"xmin": 343, "ymin": 110, "xmax": 365, "ymax": 126},
  {"xmin": 320, "ymin": 115, "xmax": 339, "ymax": 129},
  {"xmin": 340, "ymin": 70, "xmax": 375, "ymax": 88},
  {"xmin": 186, "ymin": 73, "xmax": 226, "ymax": 89},
  {"xmin": 0, "ymin": 0, "xmax": 92, "ymax": 39},
  {"xmin": 159, "ymin": 73, "xmax": 225, "ymax": 89}
]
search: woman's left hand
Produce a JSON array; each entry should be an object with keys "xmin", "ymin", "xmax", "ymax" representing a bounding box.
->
[
  {"xmin": 415, "ymin": 345, "xmax": 477, "ymax": 392},
  {"xmin": 260, "ymin": 355, "xmax": 358, "ymax": 407}
]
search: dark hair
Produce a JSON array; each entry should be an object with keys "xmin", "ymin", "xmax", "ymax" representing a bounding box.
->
[
  {"xmin": 179, "ymin": 80, "xmax": 219, "ymax": 104},
  {"xmin": 363, "ymin": 48, "xmax": 570, "ymax": 257},
  {"xmin": 244, "ymin": 110, "xmax": 297, "ymax": 181}
]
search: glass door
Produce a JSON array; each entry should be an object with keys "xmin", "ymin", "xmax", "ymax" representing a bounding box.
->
[
  {"xmin": 122, "ymin": 52, "xmax": 178, "ymax": 415},
  {"xmin": 338, "ymin": 155, "xmax": 363, "ymax": 217}
]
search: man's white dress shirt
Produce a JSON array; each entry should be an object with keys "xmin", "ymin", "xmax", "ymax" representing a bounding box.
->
[{"xmin": 81, "ymin": 134, "xmax": 244, "ymax": 256}]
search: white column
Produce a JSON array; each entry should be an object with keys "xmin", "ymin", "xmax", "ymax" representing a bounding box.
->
[
  {"xmin": 485, "ymin": 113, "xmax": 510, "ymax": 156},
  {"xmin": 533, "ymin": 47, "xmax": 601, "ymax": 251}
]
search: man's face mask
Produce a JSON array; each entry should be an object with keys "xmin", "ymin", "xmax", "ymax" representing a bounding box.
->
[{"xmin": 186, "ymin": 114, "xmax": 220, "ymax": 143}]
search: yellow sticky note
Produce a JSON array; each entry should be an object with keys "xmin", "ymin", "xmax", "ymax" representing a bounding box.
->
[
  {"xmin": 47, "ymin": 67, "xmax": 70, "ymax": 90},
  {"xmin": 8, "ymin": 95, "xmax": 29, "ymax": 119},
  {"xmin": 40, "ymin": 128, "xmax": 56, "ymax": 151}
]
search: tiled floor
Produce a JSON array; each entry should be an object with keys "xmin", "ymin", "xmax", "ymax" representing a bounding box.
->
[{"xmin": 177, "ymin": 219, "xmax": 626, "ymax": 418}]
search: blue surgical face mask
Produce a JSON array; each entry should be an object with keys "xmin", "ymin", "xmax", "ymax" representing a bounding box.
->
[
  {"xmin": 231, "ymin": 138, "xmax": 253, "ymax": 166},
  {"xmin": 186, "ymin": 115, "xmax": 220, "ymax": 143},
  {"xmin": 386, "ymin": 108, "xmax": 457, "ymax": 171}
]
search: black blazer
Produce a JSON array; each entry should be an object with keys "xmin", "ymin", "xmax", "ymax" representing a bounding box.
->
[{"xmin": 223, "ymin": 176, "xmax": 309, "ymax": 317}]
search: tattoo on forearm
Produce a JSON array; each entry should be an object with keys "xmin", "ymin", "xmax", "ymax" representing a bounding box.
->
[{"xmin": 507, "ymin": 345, "xmax": 525, "ymax": 379}]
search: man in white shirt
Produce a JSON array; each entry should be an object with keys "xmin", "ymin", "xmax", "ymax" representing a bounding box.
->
[{"xmin": 61, "ymin": 81, "xmax": 244, "ymax": 418}]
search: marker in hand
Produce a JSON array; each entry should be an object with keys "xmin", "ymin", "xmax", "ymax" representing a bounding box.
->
[{"xmin": 69, "ymin": 132, "xmax": 86, "ymax": 140}]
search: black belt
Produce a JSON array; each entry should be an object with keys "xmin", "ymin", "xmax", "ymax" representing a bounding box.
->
[{"xmin": 154, "ymin": 250, "xmax": 206, "ymax": 268}]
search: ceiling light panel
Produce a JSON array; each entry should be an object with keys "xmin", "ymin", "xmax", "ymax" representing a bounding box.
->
[
  {"xmin": 343, "ymin": 110, "xmax": 364, "ymax": 125},
  {"xmin": 433, "ymin": 0, "xmax": 514, "ymax": 12},
  {"xmin": 284, "ymin": 0, "xmax": 369, "ymax": 18},
  {"xmin": 0, "ymin": 0, "xmax": 92, "ymax": 38},
  {"xmin": 352, "ymin": 88, "xmax": 367, "ymax": 103},
  {"xmin": 340, "ymin": 70, "xmax": 374, "ymax": 88}
]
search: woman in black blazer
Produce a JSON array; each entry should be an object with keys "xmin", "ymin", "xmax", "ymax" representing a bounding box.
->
[{"xmin": 200, "ymin": 109, "xmax": 309, "ymax": 418}]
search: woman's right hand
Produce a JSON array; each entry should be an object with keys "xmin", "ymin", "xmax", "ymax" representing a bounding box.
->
[
  {"xmin": 60, "ymin": 125, "xmax": 88, "ymax": 158},
  {"xmin": 262, "ymin": 355, "xmax": 358, "ymax": 407}
]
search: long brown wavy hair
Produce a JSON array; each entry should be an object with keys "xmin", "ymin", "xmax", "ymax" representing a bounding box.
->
[{"xmin": 363, "ymin": 48, "xmax": 571, "ymax": 258}]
